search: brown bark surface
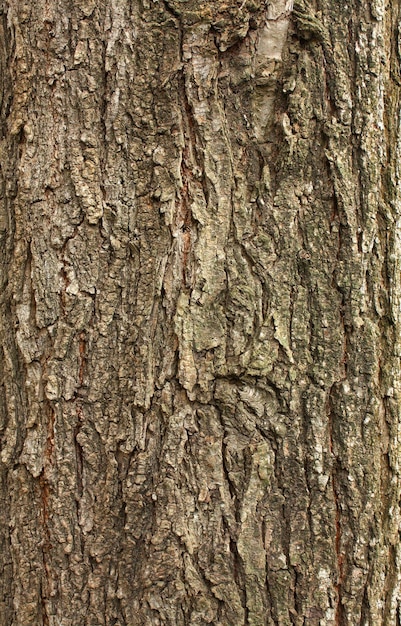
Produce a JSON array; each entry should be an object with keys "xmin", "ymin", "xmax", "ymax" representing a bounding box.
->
[{"xmin": 1, "ymin": 0, "xmax": 401, "ymax": 624}]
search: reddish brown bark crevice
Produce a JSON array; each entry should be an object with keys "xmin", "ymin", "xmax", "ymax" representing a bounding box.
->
[
  {"xmin": 178, "ymin": 148, "xmax": 193, "ymax": 289},
  {"xmin": 175, "ymin": 74, "xmax": 202, "ymax": 290}
]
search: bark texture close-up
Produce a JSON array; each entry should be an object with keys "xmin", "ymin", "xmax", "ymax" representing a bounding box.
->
[{"xmin": 1, "ymin": 0, "xmax": 401, "ymax": 624}]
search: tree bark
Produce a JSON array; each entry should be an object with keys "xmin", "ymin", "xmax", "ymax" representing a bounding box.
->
[{"xmin": 1, "ymin": 0, "xmax": 401, "ymax": 624}]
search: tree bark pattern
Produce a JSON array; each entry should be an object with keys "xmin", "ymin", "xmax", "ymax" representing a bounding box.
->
[{"xmin": 0, "ymin": 0, "xmax": 401, "ymax": 624}]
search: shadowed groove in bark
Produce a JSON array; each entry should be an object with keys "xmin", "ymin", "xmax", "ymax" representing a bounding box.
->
[{"xmin": 326, "ymin": 386, "xmax": 345, "ymax": 625}]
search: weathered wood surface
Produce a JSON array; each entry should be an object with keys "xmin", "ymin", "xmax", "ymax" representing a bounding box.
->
[{"xmin": 1, "ymin": 0, "xmax": 401, "ymax": 623}]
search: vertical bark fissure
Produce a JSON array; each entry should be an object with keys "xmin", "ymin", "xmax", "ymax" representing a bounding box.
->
[
  {"xmin": 39, "ymin": 404, "xmax": 55, "ymax": 625},
  {"xmin": 264, "ymin": 557, "xmax": 280, "ymax": 626},
  {"xmin": 178, "ymin": 76, "xmax": 197, "ymax": 291},
  {"xmin": 327, "ymin": 381, "xmax": 346, "ymax": 626}
]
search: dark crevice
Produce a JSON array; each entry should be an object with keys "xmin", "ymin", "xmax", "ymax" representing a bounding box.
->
[
  {"xmin": 221, "ymin": 435, "xmax": 236, "ymax": 501},
  {"xmin": 226, "ymin": 530, "xmax": 249, "ymax": 625},
  {"xmin": 264, "ymin": 552, "xmax": 280, "ymax": 626},
  {"xmin": 327, "ymin": 388, "xmax": 345, "ymax": 626},
  {"xmin": 358, "ymin": 574, "xmax": 369, "ymax": 626}
]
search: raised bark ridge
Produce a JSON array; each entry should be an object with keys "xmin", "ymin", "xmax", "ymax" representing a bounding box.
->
[{"xmin": 0, "ymin": 0, "xmax": 401, "ymax": 624}]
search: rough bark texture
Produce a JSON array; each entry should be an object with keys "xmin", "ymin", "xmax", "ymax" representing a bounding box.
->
[{"xmin": 1, "ymin": 0, "xmax": 401, "ymax": 624}]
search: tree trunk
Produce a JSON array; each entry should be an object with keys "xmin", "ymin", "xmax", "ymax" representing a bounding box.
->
[{"xmin": 1, "ymin": 0, "xmax": 401, "ymax": 624}]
